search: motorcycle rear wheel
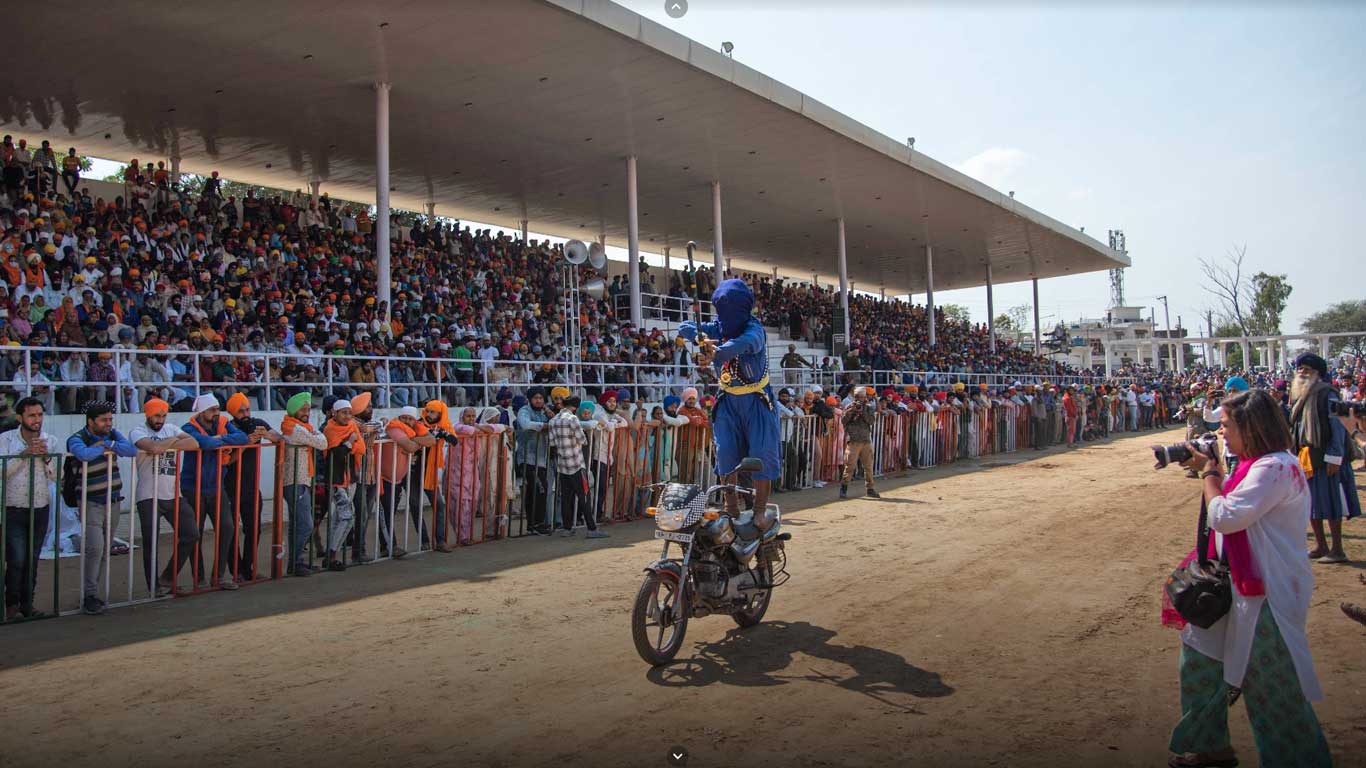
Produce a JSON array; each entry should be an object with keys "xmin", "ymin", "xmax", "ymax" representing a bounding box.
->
[
  {"xmin": 632, "ymin": 571, "xmax": 689, "ymax": 666},
  {"xmin": 733, "ymin": 551, "xmax": 773, "ymax": 628}
]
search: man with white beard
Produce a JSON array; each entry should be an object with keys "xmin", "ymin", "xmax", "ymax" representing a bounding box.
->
[{"xmin": 1290, "ymin": 352, "xmax": 1361, "ymax": 563}]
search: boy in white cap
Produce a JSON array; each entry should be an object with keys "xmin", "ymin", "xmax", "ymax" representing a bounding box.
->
[{"xmin": 180, "ymin": 393, "xmax": 250, "ymax": 590}]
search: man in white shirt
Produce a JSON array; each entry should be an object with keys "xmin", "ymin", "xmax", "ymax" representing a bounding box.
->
[
  {"xmin": 129, "ymin": 398, "xmax": 200, "ymax": 596},
  {"xmin": 1, "ymin": 396, "xmax": 61, "ymax": 620},
  {"xmin": 1124, "ymin": 385, "xmax": 1140, "ymax": 431},
  {"xmin": 1138, "ymin": 387, "xmax": 1156, "ymax": 430}
]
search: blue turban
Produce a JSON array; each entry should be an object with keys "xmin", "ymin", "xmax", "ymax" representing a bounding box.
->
[
  {"xmin": 711, "ymin": 278, "xmax": 754, "ymax": 339},
  {"xmin": 1223, "ymin": 376, "xmax": 1249, "ymax": 393},
  {"xmin": 511, "ymin": 394, "xmax": 528, "ymax": 411},
  {"xmin": 496, "ymin": 386, "xmax": 512, "ymax": 402},
  {"xmin": 663, "ymin": 395, "xmax": 681, "ymax": 410},
  {"xmin": 616, "ymin": 387, "xmax": 631, "ymax": 403}
]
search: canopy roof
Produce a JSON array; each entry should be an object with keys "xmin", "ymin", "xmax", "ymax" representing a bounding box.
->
[{"xmin": 1, "ymin": 0, "xmax": 1128, "ymax": 293}]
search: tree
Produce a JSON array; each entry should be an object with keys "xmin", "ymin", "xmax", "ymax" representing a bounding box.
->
[
  {"xmin": 940, "ymin": 304, "xmax": 971, "ymax": 324},
  {"xmin": 1302, "ymin": 300, "xmax": 1366, "ymax": 358},
  {"xmin": 1246, "ymin": 272, "xmax": 1292, "ymax": 336},
  {"xmin": 101, "ymin": 162, "xmax": 128, "ymax": 183},
  {"xmin": 1200, "ymin": 244, "xmax": 1251, "ymax": 335}
]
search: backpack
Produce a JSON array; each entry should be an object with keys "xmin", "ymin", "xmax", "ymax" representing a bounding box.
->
[{"xmin": 60, "ymin": 429, "xmax": 96, "ymax": 508}]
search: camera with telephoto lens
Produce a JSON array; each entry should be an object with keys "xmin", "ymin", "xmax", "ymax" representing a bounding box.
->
[
  {"xmin": 1152, "ymin": 433, "xmax": 1219, "ymax": 469},
  {"xmin": 1330, "ymin": 400, "xmax": 1364, "ymax": 418}
]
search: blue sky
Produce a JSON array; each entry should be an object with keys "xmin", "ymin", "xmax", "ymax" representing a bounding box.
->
[{"xmin": 616, "ymin": 0, "xmax": 1366, "ymax": 334}]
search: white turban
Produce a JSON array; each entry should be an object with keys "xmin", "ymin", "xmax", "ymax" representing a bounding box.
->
[
  {"xmin": 192, "ymin": 394, "xmax": 218, "ymax": 414},
  {"xmin": 399, "ymin": 406, "xmax": 420, "ymax": 420},
  {"xmin": 333, "ymin": 399, "xmax": 353, "ymax": 412}
]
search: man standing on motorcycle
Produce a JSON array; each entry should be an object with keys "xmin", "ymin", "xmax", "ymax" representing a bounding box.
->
[{"xmin": 677, "ymin": 278, "xmax": 782, "ymax": 531}]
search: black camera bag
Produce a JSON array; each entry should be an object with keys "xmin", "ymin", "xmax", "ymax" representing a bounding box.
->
[{"xmin": 1164, "ymin": 495, "xmax": 1232, "ymax": 629}]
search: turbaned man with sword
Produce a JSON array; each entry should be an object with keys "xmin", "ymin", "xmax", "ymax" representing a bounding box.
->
[{"xmin": 677, "ymin": 275, "xmax": 782, "ymax": 531}]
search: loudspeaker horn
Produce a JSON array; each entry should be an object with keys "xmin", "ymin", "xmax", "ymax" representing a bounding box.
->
[
  {"xmin": 587, "ymin": 241, "xmax": 607, "ymax": 271},
  {"xmin": 581, "ymin": 277, "xmax": 607, "ymax": 300},
  {"xmin": 564, "ymin": 239, "xmax": 589, "ymax": 265}
]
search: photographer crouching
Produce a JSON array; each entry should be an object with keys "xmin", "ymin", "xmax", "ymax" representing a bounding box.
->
[{"xmin": 1161, "ymin": 389, "xmax": 1331, "ymax": 768}]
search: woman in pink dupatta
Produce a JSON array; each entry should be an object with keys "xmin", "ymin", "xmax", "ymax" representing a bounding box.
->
[
  {"xmin": 441, "ymin": 407, "xmax": 506, "ymax": 546},
  {"xmin": 1162, "ymin": 389, "xmax": 1329, "ymax": 768}
]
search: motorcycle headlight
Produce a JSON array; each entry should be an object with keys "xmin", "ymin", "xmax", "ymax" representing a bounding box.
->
[{"xmin": 655, "ymin": 506, "xmax": 688, "ymax": 531}]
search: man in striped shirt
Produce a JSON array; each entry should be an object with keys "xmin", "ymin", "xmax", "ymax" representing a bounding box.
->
[
  {"xmin": 548, "ymin": 395, "xmax": 608, "ymax": 539},
  {"xmin": 66, "ymin": 401, "xmax": 138, "ymax": 615}
]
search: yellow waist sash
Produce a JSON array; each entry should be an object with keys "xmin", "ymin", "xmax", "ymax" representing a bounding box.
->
[{"xmin": 720, "ymin": 372, "xmax": 770, "ymax": 396}]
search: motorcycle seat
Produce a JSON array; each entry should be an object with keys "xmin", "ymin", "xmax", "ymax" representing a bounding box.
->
[
  {"xmin": 733, "ymin": 510, "xmax": 761, "ymax": 541},
  {"xmin": 733, "ymin": 510, "xmax": 779, "ymax": 542}
]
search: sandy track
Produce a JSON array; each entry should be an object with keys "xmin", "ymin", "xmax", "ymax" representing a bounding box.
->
[{"xmin": 1, "ymin": 427, "xmax": 1362, "ymax": 768}]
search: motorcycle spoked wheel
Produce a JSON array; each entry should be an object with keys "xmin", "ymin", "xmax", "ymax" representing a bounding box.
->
[
  {"xmin": 732, "ymin": 550, "xmax": 773, "ymax": 628},
  {"xmin": 632, "ymin": 570, "xmax": 690, "ymax": 666}
]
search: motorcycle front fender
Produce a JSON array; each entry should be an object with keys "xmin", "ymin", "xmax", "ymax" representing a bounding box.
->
[{"xmin": 642, "ymin": 559, "xmax": 683, "ymax": 582}]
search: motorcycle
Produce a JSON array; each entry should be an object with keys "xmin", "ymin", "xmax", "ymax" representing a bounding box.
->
[{"xmin": 630, "ymin": 456, "xmax": 792, "ymax": 666}]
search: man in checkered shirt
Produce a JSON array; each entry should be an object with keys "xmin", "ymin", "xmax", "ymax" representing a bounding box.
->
[{"xmin": 549, "ymin": 395, "xmax": 609, "ymax": 539}]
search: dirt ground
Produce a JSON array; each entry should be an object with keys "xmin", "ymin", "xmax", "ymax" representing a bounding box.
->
[{"xmin": 1, "ymin": 426, "xmax": 1363, "ymax": 768}]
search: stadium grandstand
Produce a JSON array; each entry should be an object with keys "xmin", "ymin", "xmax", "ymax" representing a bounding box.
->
[{"xmin": 0, "ymin": 0, "xmax": 1139, "ymax": 620}]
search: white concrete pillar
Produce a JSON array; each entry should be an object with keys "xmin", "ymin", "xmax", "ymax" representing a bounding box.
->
[
  {"xmin": 985, "ymin": 263, "xmax": 995, "ymax": 353},
  {"xmin": 1319, "ymin": 336, "xmax": 1330, "ymax": 359},
  {"xmin": 170, "ymin": 155, "xmax": 181, "ymax": 186},
  {"xmin": 711, "ymin": 181, "xmax": 724, "ymax": 277},
  {"xmin": 926, "ymin": 245, "xmax": 937, "ymax": 348},
  {"xmin": 626, "ymin": 155, "xmax": 642, "ymax": 328},
  {"xmin": 1031, "ymin": 277, "xmax": 1040, "ymax": 355},
  {"xmin": 1176, "ymin": 339, "xmax": 1185, "ymax": 371},
  {"xmin": 1240, "ymin": 339, "xmax": 1251, "ymax": 369},
  {"xmin": 837, "ymin": 218, "xmax": 850, "ymax": 344},
  {"xmin": 520, "ymin": 219, "xmax": 529, "ymax": 245},
  {"xmin": 1103, "ymin": 342, "xmax": 1112, "ymax": 377},
  {"xmin": 425, "ymin": 201, "xmax": 435, "ymax": 219},
  {"xmin": 374, "ymin": 82, "xmax": 392, "ymax": 319},
  {"xmin": 310, "ymin": 180, "xmax": 321, "ymax": 207}
]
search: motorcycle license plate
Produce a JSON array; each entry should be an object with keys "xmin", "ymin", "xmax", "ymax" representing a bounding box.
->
[{"xmin": 655, "ymin": 530, "xmax": 694, "ymax": 544}]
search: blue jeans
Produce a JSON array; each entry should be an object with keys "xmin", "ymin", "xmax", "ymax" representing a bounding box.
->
[{"xmin": 282, "ymin": 484, "xmax": 313, "ymax": 568}]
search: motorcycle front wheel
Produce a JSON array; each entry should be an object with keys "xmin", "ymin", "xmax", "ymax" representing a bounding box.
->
[
  {"xmin": 631, "ymin": 571, "xmax": 689, "ymax": 666},
  {"xmin": 733, "ymin": 550, "xmax": 773, "ymax": 628}
]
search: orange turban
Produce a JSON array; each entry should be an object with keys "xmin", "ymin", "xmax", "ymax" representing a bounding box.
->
[
  {"xmin": 225, "ymin": 392, "xmax": 250, "ymax": 417},
  {"xmin": 350, "ymin": 392, "xmax": 372, "ymax": 414},
  {"xmin": 143, "ymin": 398, "xmax": 169, "ymax": 417}
]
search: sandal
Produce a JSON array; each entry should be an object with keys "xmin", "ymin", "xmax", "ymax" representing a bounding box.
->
[
  {"xmin": 111, "ymin": 543, "xmax": 130, "ymax": 556},
  {"xmin": 1342, "ymin": 602, "xmax": 1366, "ymax": 627},
  {"xmin": 1168, "ymin": 749, "xmax": 1238, "ymax": 768},
  {"xmin": 1317, "ymin": 552, "xmax": 1349, "ymax": 564}
]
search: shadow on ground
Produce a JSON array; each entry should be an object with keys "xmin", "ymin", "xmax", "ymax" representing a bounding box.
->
[{"xmin": 644, "ymin": 620, "xmax": 954, "ymax": 713}]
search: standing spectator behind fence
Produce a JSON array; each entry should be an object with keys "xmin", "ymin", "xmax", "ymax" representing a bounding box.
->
[
  {"xmin": 66, "ymin": 401, "xmax": 138, "ymax": 615},
  {"xmin": 775, "ymin": 388, "xmax": 801, "ymax": 491},
  {"xmin": 1028, "ymin": 386, "xmax": 1047, "ymax": 451},
  {"xmin": 516, "ymin": 387, "xmax": 553, "ymax": 536},
  {"xmin": 441, "ymin": 406, "xmax": 507, "ymax": 546},
  {"xmin": 320, "ymin": 399, "xmax": 367, "ymax": 571},
  {"xmin": 417, "ymin": 400, "xmax": 456, "ymax": 552},
  {"xmin": 378, "ymin": 405, "xmax": 435, "ymax": 559},
  {"xmin": 549, "ymin": 395, "xmax": 608, "ymax": 539},
  {"xmin": 347, "ymin": 392, "xmax": 379, "ymax": 564},
  {"xmin": 840, "ymin": 388, "xmax": 879, "ymax": 500},
  {"xmin": 278, "ymin": 393, "xmax": 329, "ymax": 576},
  {"xmin": 130, "ymin": 398, "xmax": 201, "ymax": 597},
  {"xmin": 2, "ymin": 396, "xmax": 60, "ymax": 620},
  {"xmin": 180, "ymin": 394, "xmax": 248, "ymax": 591},
  {"xmin": 224, "ymin": 392, "xmax": 282, "ymax": 580}
]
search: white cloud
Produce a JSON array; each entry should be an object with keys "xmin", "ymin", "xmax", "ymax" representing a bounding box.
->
[{"xmin": 954, "ymin": 147, "xmax": 1029, "ymax": 190}]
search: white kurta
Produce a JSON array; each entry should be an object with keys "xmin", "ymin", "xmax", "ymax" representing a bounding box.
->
[{"xmin": 1181, "ymin": 452, "xmax": 1322, "ymax": 700}]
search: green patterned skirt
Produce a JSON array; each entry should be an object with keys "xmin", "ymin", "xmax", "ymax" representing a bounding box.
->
[{"xmin": 1170, "ymin": 603, "xmax": 1332, "ymax": 766}]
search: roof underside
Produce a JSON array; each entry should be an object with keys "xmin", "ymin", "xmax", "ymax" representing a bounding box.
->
[{"xmin": 0, "ymin": 0, "xmax": 1128, "ymax": 293}]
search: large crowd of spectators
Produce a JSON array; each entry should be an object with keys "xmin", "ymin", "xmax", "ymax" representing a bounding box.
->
[{"xmin": 0, "ymin": 135, "xmax": 1102, "ymax": 419}]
